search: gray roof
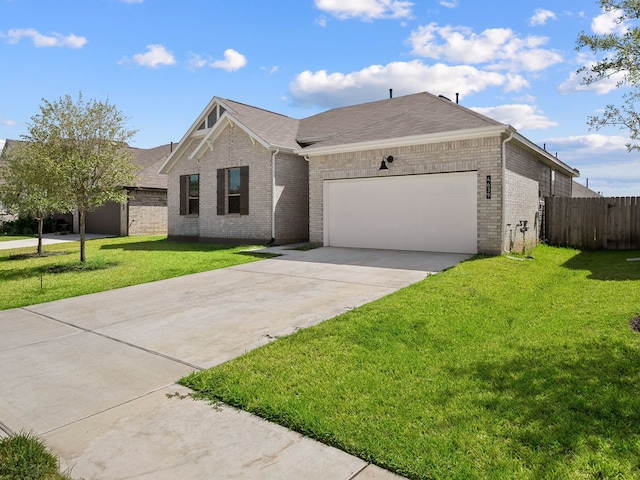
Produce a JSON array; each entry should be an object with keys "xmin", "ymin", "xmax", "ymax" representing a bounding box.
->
[
  {"xmin": 572, "ymin": 180, "xmax": 602, "ymax": 198},
  {"xmin": 296, "ymin": 91, "xmax": 504, "ymax": 149},
  {"xmin": 126, "ymin": 144, "xmax": 170, "ymax": 189},
  {"xmin": 221, "ymin": 99, "xmax": 301, "ymax": 150},
  {"xmin": 2, "ymin": 139, "xmax": 168, "ymax": 190}
]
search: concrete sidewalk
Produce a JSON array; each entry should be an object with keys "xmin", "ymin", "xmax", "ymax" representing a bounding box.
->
[
  {"xmin": 0, "ymin": 233, "xmax": 112, "ymax": 250},
  {"xmin": 0, "ymin": 246, "xmax": 470, "ymax": 479}
]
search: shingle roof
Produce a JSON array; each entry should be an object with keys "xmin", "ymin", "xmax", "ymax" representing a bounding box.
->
[
  {"xmin": 126, "ymin": 144, "xmax": 170, "ymax": 189},
  {"xmin": 296, "ymin": 91, "xmax": 504, "ymax": 149},
  {"xmin": 2, "ymin": 140, "xmax": 169, "ymax": 190},
  {"xmin": 221, "ymin": 99, "xmax": 301, "ymax": 150}
]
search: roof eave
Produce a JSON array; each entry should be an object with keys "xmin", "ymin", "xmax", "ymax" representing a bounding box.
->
[{"xmin": 296, "ymin": 125, "xmax": 509, "ymax": 157}]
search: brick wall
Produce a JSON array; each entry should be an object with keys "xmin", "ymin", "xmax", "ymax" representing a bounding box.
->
[
  {"xmin": 167, "ymin": 124, "xmax": 309, "ymax": 243},
  {"xmin": 127, "ymin": 189, "xmax": 167, "ymax": 236},
  {"xmin": 274, "ymin": 153, "xmax": 309, "ymax": 243},
  {"xmin": 167, "ymin": 138, "xmax": 201, "ymax": 238},
  {"xmin": 308, "ymin": 136, "xmax": 505, "ymax": 254},
  {"xmin": 504, "ymin": 142, "xmax": 573, "ymax": 251}
]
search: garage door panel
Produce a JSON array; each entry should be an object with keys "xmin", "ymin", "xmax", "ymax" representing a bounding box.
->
[{"xmin": 324, "ymin": 172, "xmax": 477, "ymax": 254}]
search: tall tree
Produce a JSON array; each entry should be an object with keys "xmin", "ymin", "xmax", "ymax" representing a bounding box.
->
[
  {"xmin": 23, "ymin": 93, "xmax": 138, "ymax": 262},
  {"xmin": 0, "ymin": 142, "xmax": 72, "ymax": 254},
  {"xmin": 577, "ymin": 0, "xmax": 640, "ymax": 150}
]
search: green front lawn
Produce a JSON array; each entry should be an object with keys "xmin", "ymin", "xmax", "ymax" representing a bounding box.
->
[
  {"xmin": 0, "ymin": 236, "xmax": 270, "ymax": 310},
  {"xmin": 0, "ymin": 235, "xmax": 33, "ymax": 242},
  {"xmin": 182, "ymin": 246, "xmax": 640, "ymax": 479}
]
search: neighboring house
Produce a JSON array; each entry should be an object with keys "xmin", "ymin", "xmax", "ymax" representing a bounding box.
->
[
  {"xmin": 82, "ymin": 144, "xmax": 170, "ymax": 236},
  {"xmin": 1, "ymin": 140, "xmax": 169, "ymax": 236},
  {"xmin": 161, "ymin": 91, "xmax": 580, "ymax": 254},
  {"xmin": 572, "ymin": 180, "xmax": 602, "ymax": 198}
]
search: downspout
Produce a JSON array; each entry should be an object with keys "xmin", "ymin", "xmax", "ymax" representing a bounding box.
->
[
  {"xmin": 271, "ymin": 148, "xmax": 280, "ymax": 243},
  {"xmin": 502, "ymin": 129, "xmax": 514, "ymax": 253}
]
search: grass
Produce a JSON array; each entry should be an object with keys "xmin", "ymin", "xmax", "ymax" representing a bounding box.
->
[
  {"xmin": 0, "ymin": 235, "xmax": 273, "ymax": 310},
  {"xmin": 0, "ymin": 235, "xmax": 33, "ymax": 242},
  {"xmin": 0, "ymin": 433, "xmax": 76, "ymax": 480},
  {"xmin": 182, "ymin": 245, "xmax": 640, "ymax": 480}
]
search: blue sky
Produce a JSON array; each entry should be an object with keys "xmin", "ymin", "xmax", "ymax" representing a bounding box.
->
[{"xmin": 1, "ymin": 0, "xmax": 638, "ymax": 196}]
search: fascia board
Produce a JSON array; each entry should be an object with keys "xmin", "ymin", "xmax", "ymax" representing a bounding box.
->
[
  {"xmin": 297, "ymin": 126, "xmax": 508, "ymax": 157},
  {"xmin": 159, "ymin": 96, "xmax": 223, "ymax": 174}
]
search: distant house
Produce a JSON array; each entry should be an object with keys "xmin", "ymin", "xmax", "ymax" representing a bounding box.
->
[
  {"xmin": 572, "ymin": 180, "xmax": 602, "ymax": 198},
  {"xmin": 1, "ymin": 140, "xmax": 170, "ymax": 236},
  {"xmin": 82, "ymin": 144, "xmax": 170, "ymax": 236},
  {"xmin": 161, "ymin": 91, "xmax": 580, "ymax": 254}
]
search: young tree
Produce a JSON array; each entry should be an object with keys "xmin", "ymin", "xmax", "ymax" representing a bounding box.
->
[
  {"xmin": 23, "ymin": 93, "xmax": 138, "ymax": 262},
  {"xmin": 577, "ymin": 0, "xmax": 640, "ymax": 150},
  {"xmin": 0, "ymin": 143, "xmax": 72, "ymax": 254}
]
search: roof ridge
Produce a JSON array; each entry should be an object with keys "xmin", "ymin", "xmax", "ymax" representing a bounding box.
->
[{"xmin": 221, "ymin": 98, "xmax": 299, "ymax": 121}]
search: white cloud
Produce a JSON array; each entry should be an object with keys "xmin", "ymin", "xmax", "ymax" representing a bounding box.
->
[
  {"xmin": 558, "ymin": 59, "xmax": 627, "ymax": 94},
  {"xmin": 211, "ymin": 49, "xmax": 247, "ymax": 72},
  {"xmin": 542, "ymin": 133, "xmax": 640, "ymax": 195},
  {"xmin": 289, "ymin": 60, "xmax": 528, "ymax": 108},
  {"xmin": 530, "ymin": 9, "xmax": 556, "ymax": 26},
  {"xmin": 0, "ymin": 139, "xmax": 5, "ymax": 151},
  {"xmin": 591, "ymin": 9, "xmax": 629, "ymax": 35},
  {"xmin": 439, "ymin": 1, "xmax": 458, "ymax": 8},
  {"xmin": 408, "ymin": 23, "xmax": 562, "ymax": 72},
  {"xmin": 315, "ymin": 0, "xmax": 413, "ymax": 20},
  {"xmin": 471, "ymin": 104, "xmax": 558, "ymax": 130},
  {"xmin": 131, "ymin": 44, "xmax": 176, "ymax": 68},
  {"xmin": 4, "ymin": 28, "xmax": 87, "ymax": 48},
  {"xmin": 0, "ymin": 119, "xmax": 16, "ymax": 126}
]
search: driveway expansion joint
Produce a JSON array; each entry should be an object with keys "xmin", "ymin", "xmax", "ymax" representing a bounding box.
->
[{"xmin": 21, "ymin": 307, "xmax": 205, "ymax": 371}]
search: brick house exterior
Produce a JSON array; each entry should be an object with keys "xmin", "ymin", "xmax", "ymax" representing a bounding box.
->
[
  {"xmin": 162, "ymin": 92, "xmax": 579, "ymax": 254},
  {"xmin": 160, "ymin": 99, "xmax": 309, "ymax": 244}
]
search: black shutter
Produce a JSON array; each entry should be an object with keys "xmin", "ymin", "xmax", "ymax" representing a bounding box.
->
[
  {"xmin": 240, "ymin": 166, "xmax": 249, "ymax": 215},
  {"xmin": 179, "ymin": 175, "xmax": 187, "ymax": 215},
  {"xmin": 216, "ymin": 169, "xmax": 225, "ymax": 215}
]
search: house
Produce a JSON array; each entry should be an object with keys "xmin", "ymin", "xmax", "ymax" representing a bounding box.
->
[
  {"xmin": 572, "ymin": 180, "xmax": 602, "ymax": 198},
  {"xmin": 159, "ymin": 99, "xmax": 309, "ymax": 244},
  {"xmin": 161, "ymin": 91, "xmax": 579, "ymax": 254},
  {"xmin": 1, "ymin": 140, "xmax": 170, "ymax": 236},
  {"xmin": 82, "ymin": 144, "xmax": 170, "ymax": 236}
]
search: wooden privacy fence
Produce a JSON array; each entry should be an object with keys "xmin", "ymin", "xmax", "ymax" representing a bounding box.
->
[{"xmin": 545, "ymin": 196, "xmax": 640, "ymax": 250}]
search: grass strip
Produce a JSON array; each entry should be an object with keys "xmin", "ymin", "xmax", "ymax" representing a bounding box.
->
[{"xmin": 0, "ymin": 432, "xmax": 76, "ymax": 480}]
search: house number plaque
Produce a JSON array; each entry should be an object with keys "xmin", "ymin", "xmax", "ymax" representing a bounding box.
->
[{"xmin": 486, "ymin": 175, "xmax": 491, "ymax": 199}]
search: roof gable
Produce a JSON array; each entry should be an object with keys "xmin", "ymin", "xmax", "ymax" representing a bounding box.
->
[{"xmin": 159, "ymin": 97, "xmax": 300, "ymax": 174}]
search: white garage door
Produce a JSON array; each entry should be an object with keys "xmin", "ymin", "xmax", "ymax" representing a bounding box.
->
[{"xmin": 324, "ymin": 172, "xmax": 477, "ymax": 254}]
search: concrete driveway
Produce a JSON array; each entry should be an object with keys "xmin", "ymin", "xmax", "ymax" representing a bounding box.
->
[{"xmin": 0, "ymin": 246, "xmax": 470, "ymax": 479}]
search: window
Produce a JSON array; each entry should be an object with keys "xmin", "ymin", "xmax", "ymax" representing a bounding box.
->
[
  {"xmin": 197, "ymin": 104, "xmax": 225, "ymax": 131},
  {"xmin": 179, "ymin": 174, "xmax": 199, "ymax": 215},
  {"xmin": 228, "ymin": 168, "xmax": 241, "ymax": 214},
  {"xmin": 217, "ymin": 166, "xmax": 249, "ymax": 215}
]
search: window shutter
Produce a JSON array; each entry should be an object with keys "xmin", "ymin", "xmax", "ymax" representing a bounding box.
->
[
  {"xmin": 179, "ymin": 175, "xmax": 187, "ymax": 215},
  {"xmin": 216, "ymin": 169, "xmax": 225, "ymax": 215},
  {"xmin": 240, "ymin": 166, "xmax": 249, "ymax": 215}
]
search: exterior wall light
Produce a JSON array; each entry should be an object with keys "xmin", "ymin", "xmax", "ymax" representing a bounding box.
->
[{"xmin": 379, "ymin": 155, "xmax": 394, "ymax": 170}]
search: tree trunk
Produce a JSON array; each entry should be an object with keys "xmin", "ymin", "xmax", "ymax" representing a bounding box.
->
[
  {"xmin": 79, "ymin": 208, "xmax": 86, "ymax": 263},
  {"xmin": 37, "ymin": 215, "xmax": 43, "ymax": 255}
]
